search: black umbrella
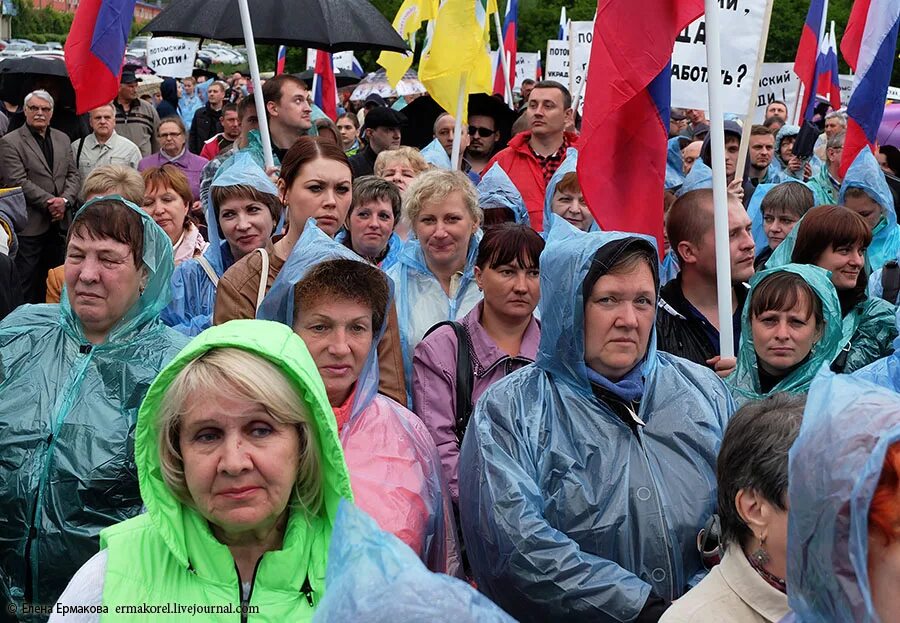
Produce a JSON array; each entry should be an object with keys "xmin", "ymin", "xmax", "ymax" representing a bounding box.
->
[
  {"xmin": 294, "ymin": 69, "xmax": 361, "ymax": 89},
  {"xmin": 140, "ymin": 0, "xmax": 408, "ymax": 53},
  {"xmin": 400, "ymin": 94, "xmax": 518, "ymax": 150},
  {"xmin": 0, "ymin": 55, "xmax": 68, "ymax": 79}
]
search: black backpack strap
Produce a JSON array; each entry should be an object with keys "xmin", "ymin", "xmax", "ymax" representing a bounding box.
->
[
  {"xmin": 881, "ymin": 260, "xmax": 900, "ymax": 304},
  {"xmin": 75, "ymin": 137, "xmax": 86, "ymax": 169},
  {"xmin": 423, "ymin": 320, "xmax": 474, "ymax": 443}
]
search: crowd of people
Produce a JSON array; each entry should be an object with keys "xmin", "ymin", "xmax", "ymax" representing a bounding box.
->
[{"xmin": 0, "ymin": 66, "xmax": 899, "ymax": 623}]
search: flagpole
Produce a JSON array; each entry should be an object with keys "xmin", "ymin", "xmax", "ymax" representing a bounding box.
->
[
  {"xmin": 703, "ymin": 0, "xmax": 735, "ymax": 358},
  {"xmin": 451, "ymin": 73, "xmax": 468, "ymax": 171},
  {"xmin": 734, "ymin": 0, "xmax": 775, "ymax": 178},
  {"xmin": 237, "ymin": 0, "xmax": 274, "ymax": 169},
  {"xmin": 493, "ymin": 9, "xmax": 513, "ymax": 106}
]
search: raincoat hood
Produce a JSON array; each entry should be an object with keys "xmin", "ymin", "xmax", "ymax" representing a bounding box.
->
[
  {"xmin": 204, "ymin": 150, "xmax": 279, "ymax": 276},
  {"xmin": 679, "ymin": 157, "xmax": 713, "ymax": 196},
  {"xmin": 536, "ymin": 216, "xmax": 658, "ymax": 397},
  {"xmin": 160, "ymin": 78, "xmax": 179, "ymax": 108},
  {"xmin": 666, "ymin": 137, "xmax": 686, "ymax": 190},
  {"xmin": 746, "ymin": 180, "xmax": 813, "ymax": 253},
  {"xmin": 840, "ymin": 147, "xmax": 900, "ymax": 268},
  {"xmin": 541, "ymin": 147, "xmax": 597, "ymax": 234},
  {"xmin": 257, "ymin": 220, "xmax": 389, "ymax": 423},
  {"xmin": 132, "ymin": 319, "xmax": 353, "ymax": 572},
  {"xmin": 478, "ymin": 162, "xmax": 529, "ymax": 224},
  {"xmin": 421, "ymin": 138, "xmax": 452, "ymax": 169},
  {"xmin": 774, "ymin": 124, "xmax": 801, "ymax": 167},
  {"xmin": 787, "ymin": 369, "xmax": 900, "ymax": 622},
  {"xmin": 726, "ymin": 263, "xmax": 843, "ymax": 402},
  {"xmin": 63, "ymin": 195, "xmax": 175, "ymax": 343}
]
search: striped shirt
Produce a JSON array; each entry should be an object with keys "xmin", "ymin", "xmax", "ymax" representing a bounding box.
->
[{"xmin": 113, "ymin": 98, "xmax": 160, "ymax": 158}]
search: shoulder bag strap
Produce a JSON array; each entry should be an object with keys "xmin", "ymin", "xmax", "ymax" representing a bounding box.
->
[
  {"xmin": 195, "ymin": 255, "xmax": 219, "ymax": 287},
  {"xmin": 75, "ymin": 137, "xmax": 86, "ymax": 169},
  {"xmin": 254, "ymin": 247, "xmax": 270, "ymax": 313}
]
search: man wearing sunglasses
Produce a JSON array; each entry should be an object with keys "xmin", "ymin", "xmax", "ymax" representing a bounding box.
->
[{"xmin": 465, "ymin": 114, "xmax": 500, "ymax": 176}]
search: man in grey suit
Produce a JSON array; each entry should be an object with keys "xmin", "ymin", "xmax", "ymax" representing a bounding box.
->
[{"xmin": 0, "ymin": 90, "xmax": 81, "ymax": 303}]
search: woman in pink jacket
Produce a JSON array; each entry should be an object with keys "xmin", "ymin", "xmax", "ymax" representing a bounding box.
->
[
  {"xmin": 413, "ymin": 223, "xmax": 544, "ymax": 503},
  {"xmin": 257, "ymin": 222, "xmax": 459, "ymax": 575}
]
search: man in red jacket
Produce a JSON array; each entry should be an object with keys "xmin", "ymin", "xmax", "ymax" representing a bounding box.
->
[{"xmin": 483, "ymin": 80, "xmax": 577, "ymax": 231}]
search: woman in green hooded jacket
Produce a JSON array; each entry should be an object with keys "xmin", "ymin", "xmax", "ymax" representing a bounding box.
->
[
  {"xmin": 0, "ymin": 197, "xmax": 188, "ymax": 618},
  {"xmin": 726, "ymin": 264, "xmax": 844, "ymax": 405}
]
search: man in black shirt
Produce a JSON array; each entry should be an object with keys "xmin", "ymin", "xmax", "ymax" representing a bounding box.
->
[{"xmin": 349, "ymin": 107, "xmax": 404, "ymax": 178}]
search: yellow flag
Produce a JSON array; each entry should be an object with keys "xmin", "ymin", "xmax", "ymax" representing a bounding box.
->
[
  {"xmin": 377, "ymin": 0, "xmax": 439, "ymax": 87},
  {"xmin": 418, "ymin": 0, "xmax": 492, "ymax": 123}
]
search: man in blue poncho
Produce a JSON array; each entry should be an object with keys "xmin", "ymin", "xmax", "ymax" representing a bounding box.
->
[{"xmin": 458, "ymin": 219, "xmax": 734, "ymax": 622}]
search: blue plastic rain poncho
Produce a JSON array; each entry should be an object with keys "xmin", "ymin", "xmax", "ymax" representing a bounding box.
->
[
  {"xmin": 458, "ymin": 218, "xmax": 734, "ymax": 622},
  {"xmin": 852, "ymin": 308, "xmax": 900, "ymax": 391},
  {"xmin": 665, "ymin": 137, "xmax": 686, "ymax": 190},
  {"xmin": 745, "ymin": 180, "xmax": 814, "ymax": 255},
  {"xmin": 726, "ymin": 264, "xmax": 843, "ymax": 404},
  {"xmin": 477, "ymin": 162, "xmax": 530, "ymax": 225},
  {"xmin": 313, "ymin": 501, "xmax": 514, "ymax": 623},
  {"xmin": 257, "ymin": 221, "xmax": 458, "ymax": 574},
  {"xmin": 335, "ymin": 229, "xmax": 404, "ymax": 270},
  {"xmin": 161, "ymin": 151, "xmax": 279, "ymax": 336},
  {"xmin": 840, "ymin": 147, "xmax": 900, "ymax": 270},
  {"xmin": 784, "ymin": 370, "xmax": 900, "ymax": 623},
  {"xmin": 677, "ymin": 157, "xmax": 713, "ymax": 196},
  {"xmin": 386, "ymin": 234, "xmax": 482, "ymax": 401},
  {"xmin": 542, "ymin": 147, "xmax": 599, "ymax": 235},
  {"xmin": 0, "ymin": 197, "xmax": 189, "ymax": 612},
  {"xmin": 771, "ymin": 125, "xmax": 800, "ymax": 178},
  {"xmin": 421, "ymin": 138, "xmax": 452, "ymax": 169}
]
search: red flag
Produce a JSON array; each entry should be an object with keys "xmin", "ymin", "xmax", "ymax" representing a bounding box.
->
[
  {"xmin": 313, "ymin": 50, "xmax": 338, "ymax": 121},
  {"xmin": 578, "ymin": 0, "xmax": 703, "ymax": 253}
]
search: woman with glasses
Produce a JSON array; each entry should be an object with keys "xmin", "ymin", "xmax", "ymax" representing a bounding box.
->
[{"xmin": 138, "ymin": 117, "xmax": 209, "ymax": 205}]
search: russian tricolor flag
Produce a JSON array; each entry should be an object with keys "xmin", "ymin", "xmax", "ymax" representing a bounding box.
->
[
  {"xmin": 578, "ymin": 0, "xmax": 703, "ymax": 254},
  {"xmin": 64, "ymin": 0, "xmax": 137, "ymax": 114},
  {"xmin": 839, "ymin": 0, "xmax": 900, "ymax": 176},
  {"xmin": 276, "ymin": 46, "xmax": 287, "ymax": 75},
  {"xmin": 558, "ymin": 6, "xmax": 568, "ymax": 40},
  {"xmin": 493, "ymin": 0, "xmax": 518, "ymax": 97},
  {"xmin": 313, "ymin": 50, "xmax": 337, "ymax": 121},
  {"xmin": 794, "ymin": 0, "xmax": 828, "ymax": 123},
  {"xmin": 815, "ymin": 24, "xmax": 841, "ymax": 113}
]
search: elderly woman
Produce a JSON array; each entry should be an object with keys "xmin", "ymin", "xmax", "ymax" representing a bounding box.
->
[
  {"xmin": 0, "ymin": 197, "xmax": 187, "ymax": 614},
  {"xmin": 387, "ymin": 169, "xmax": 483, "ymax": 399},
  {"xmin": 51, "ymin": 320, "xmax": 353, "ymax": 618},
  {"xmin": 726, "ymin": 265, "xmax": 843, "ymax": 404},
  {"xmin": 338, "ymin": 176, "xmax": 404, "ymax": 269},
  {"xmin": 138, "ymin": 116, "xmax": 209, "ymax": 202},
  {"xmin": 413, "ymin": 223, "xmax": 543, "ymax": 504},
  {"xmin": 374, "ymin": 146, "xmax": 429, "ymax": 195},
  {"xmin": 660, "ymin": 393, "xmax": 805, "ymax": 623},
  {"xmin": 213, "ymin": 136, "xmax": 406, "ymax": 407},
  {"xmin": 257, "ymin": 224, "xmax": 457, "ymax": 574},
  {"xmin": 162, "ymin": 152, "xmax": 281, "ymax": 336},
  {"xmin": 142, "ymin": 164, "xmax": 209, "ymax": 265},
  {"xmin": 782, "ymin": 370, "xmax": 900, "ymax": 623},
  {"xmin": 458, "ymin": 219, "xmax": 734, "ymax": 622}
]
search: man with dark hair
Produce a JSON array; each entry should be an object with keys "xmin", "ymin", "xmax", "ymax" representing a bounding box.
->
[
  {"xmin": 747, "ymin": 125, "xmax": 780, "ymax": 186},
  {"xmin": 657, "ymin": 189, "xmax": 755, "ymax": 374},
  {"xmin": 259, "ymin": 74, "xmax": 312, "ymax": 163},
  {"xmin": 765, "ymin": 100, "xmax": 789, "ymax": 121},
  {"xmin": 484, "ymin": 80, "xmax": 576, "ymax": 231},
  {"xmin": 198, "ymin": 98, "xmax": 258, "ymax": 208},
  {"xmin": 199, "ymin": 102, "xmax": 241, "ymax": 160},
  {"xmin": 349, "ymin": 106, "xmax": 404, "ymax": 178},
  {"xmin": 518, "ymin": 78, "xmax": 535, "ymax": 110},
  {"xmin": 465, "ymin": 112, "xmax": 501, "ymax": 175},
  {"xmin": 188, "ymin": 80, "xmax": 226, "ymax": 154}
]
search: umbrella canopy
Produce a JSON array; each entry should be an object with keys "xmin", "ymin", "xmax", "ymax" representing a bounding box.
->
[
  {"xmin": 0, "ymin": 54, "xmax": 75, "ymax": 109},
  {"xmin": 349, "ymin": 69, "xmax": 425, "ymax": 102},
  {"xmin": 295, "ymin": 69, "xmax": 360, "ymax": 89},
  {"xmin": 141, "ymin": 0, "xmax": 408, "ymax": 53},
  {"xmin": 400, "ymin": 93, "xmax": 518, "ymax": 150}
]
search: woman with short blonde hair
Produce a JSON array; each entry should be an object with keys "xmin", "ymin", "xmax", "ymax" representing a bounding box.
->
[{"xmin": 374, "ymin": 146, "xmax": 429, "ymax": 195}]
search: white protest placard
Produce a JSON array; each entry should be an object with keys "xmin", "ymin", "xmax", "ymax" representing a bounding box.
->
[
  {"xmin": 670, "ymin": 0, "xmax": 767, "ymax": 115},
  {"xmin": 304, "ymin": 50, "xmax": 358, "ymax": 73},
  {"xmin": 568, "ymin": 20, "xmax": 593, "ymax": 103},
  {"xmin": 515, "ymin": 52, "xmax": 539, "ymax": 90},
  {"xmin": 545, "ymin": 39, "xmax": 569, "ymax": 84},
  {"xmin": 147, "ymin": 38, "xmax": 198, "ymax": 78},
  {"xmin": 752, "ymin": 63, "xmax": 799, "ymax": 122}
]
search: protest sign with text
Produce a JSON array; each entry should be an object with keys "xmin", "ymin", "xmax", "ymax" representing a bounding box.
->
[
  {"xmin": 147, "ymin": 38, "xmax": 198, "ymax": 78},
  {"xmin": 752, "ymin": 63, "xmax": 799, "ymax": 122},
  {"xmin": 545, "ymin": 39, "xmax": 569, "ymax": 84},
  {"xmin": 568, "ymin": 20, "xmax": 593, "ymax": 110},
  {"xmin": 670, "ymin": 0, "xmax": 767, "ymax": 115}
]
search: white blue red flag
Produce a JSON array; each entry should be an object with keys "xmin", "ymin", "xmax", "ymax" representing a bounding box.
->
[
  {"xmin": 794, "ymin": 0, "xmax": 828, "ymax": 122},
  {"xmin": 313, "ymin": 50, "xmax": 338, "ymax": 121},
  {"xmin": 839, "ymin": 0, "xmax": 900, "ymax": 175},
  {"xmin": 558, "ymin": 6, "xmax": 568, "ymax": 40},
  {"xmin": 578, "ymin": 0, "xmax": 703, "ymax": 254},
  {"xmin": 276, "ymin": 46, "xmax": 287, "ymax": 75},
  {"xmin": 493, "ymin": 0, "xmax": 518, "ymax": 97},
  {"xmin": 64, "ymin": 0, "xmax": 137, "ymax": 114},
  {"xmin": 814, "ymin": 24, "xmax": 841, "ymax": 113}
]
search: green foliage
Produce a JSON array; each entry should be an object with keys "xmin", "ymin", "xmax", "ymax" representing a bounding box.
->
[{"xmin": 10, "ymin": 0, "xmax": 72, "ymax": 37}]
